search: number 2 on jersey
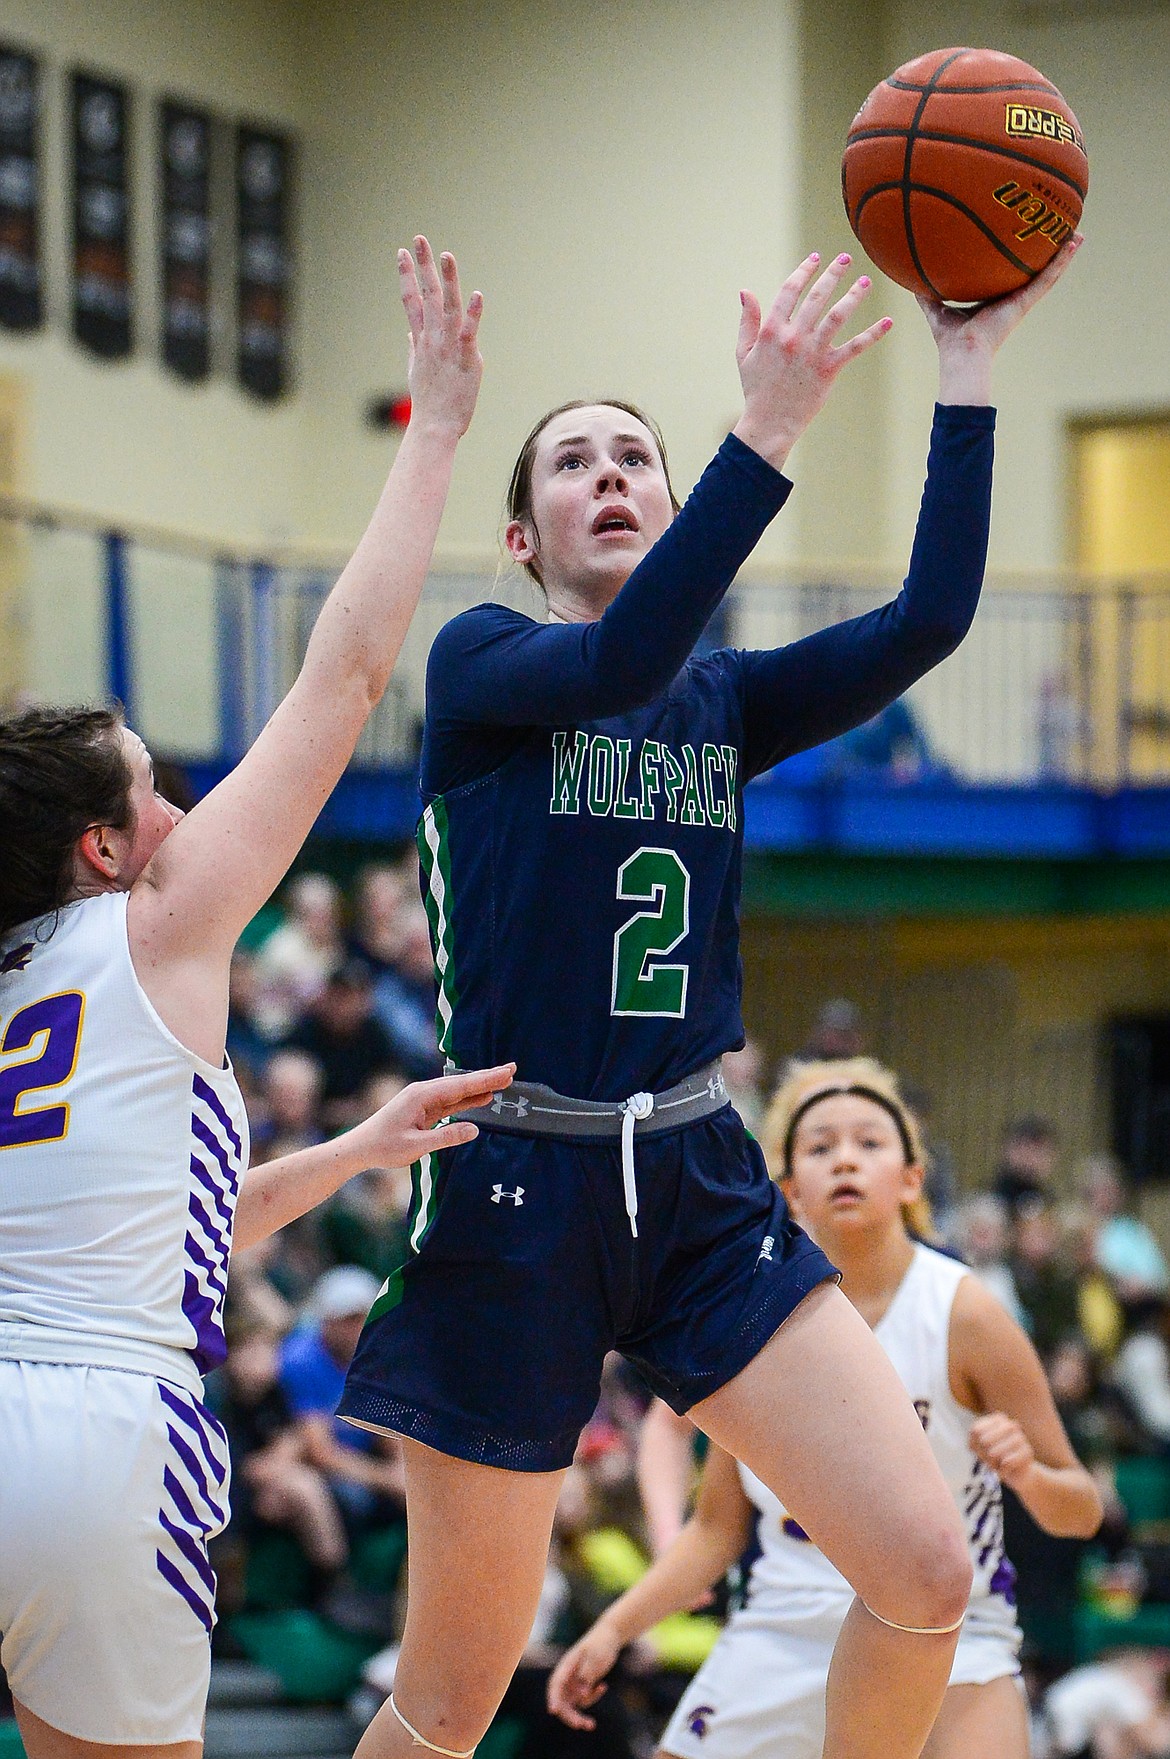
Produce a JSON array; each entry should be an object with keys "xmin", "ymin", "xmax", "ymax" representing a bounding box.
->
[
  {"xmin": 611, "ymin": 848, "xmax": 691, "ymax": 1018},
  {"xmin": 0, "ymin": 991, "xmax": 85, "ymax": 1149}
]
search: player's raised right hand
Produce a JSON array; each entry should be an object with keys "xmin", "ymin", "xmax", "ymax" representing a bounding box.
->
[
  {"xmin": 399, "ymin": 236, "xmax": 484, "ymax": 439},
  {"xmin": 731, "ymin": 251, "xmax": 892, "ymax": 472}
]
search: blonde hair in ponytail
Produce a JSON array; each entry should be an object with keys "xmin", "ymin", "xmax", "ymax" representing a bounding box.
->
[{"xmin": 761, "ymin": 1056, "xmax": 935, "ymax": 1243}]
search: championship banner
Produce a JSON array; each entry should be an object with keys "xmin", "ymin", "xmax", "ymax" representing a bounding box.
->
[
  {"xmin": 159, "ymin": 101, "xmax": 211, "ymax": 380},
  {"xmin": 0, "ymin": 46, "xmax": 42, "ymax": 331},
  {"xmin": 72, "ymin": 71, "xmax": 132, "ymax": 358},
  {"xmin": 236, "ymin": 125, "xmax": 291, "ymax": 399}
]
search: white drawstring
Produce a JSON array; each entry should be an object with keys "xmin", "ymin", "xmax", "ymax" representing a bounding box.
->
[{"xmin": 620, "ymin": 1092, "xmax": 654, "ymax": 1237}]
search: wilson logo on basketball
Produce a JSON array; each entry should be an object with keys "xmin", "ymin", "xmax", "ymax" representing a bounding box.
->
[
  {"xmin": 1004, "ymin": 104, "xmax": 1085, "ymax": 154},
  {"xmin": 992, "ymin": 182, "xmax": 1075, "ymax": 246}
]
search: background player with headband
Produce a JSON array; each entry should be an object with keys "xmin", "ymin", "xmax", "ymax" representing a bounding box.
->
[
  {"xmin": 0, "ymin": 240, "xmax": 514, "ymax": 1759},
  {"xmin": 549, "ymin": 1057, "xmax": 1103, "ymax": 1759},
  {"xmin": 337, "ymin": 237, "xmax": 1081, "ymax": 1759}
]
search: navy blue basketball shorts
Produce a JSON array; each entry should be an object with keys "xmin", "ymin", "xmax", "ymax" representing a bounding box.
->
[{"xmin": 336, "ymin": 1105, "xmax": 837, "ymax": 1472}]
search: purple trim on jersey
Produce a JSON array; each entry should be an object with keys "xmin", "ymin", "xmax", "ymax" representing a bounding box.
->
[
  {"xmin": 183, "ymin": 1076, "xmax": 243, "ymax": 1374},
  {"xmin": 164, "ymin": 1423, "xmax": 227, "ymax": 1522},
  {"xmin": 159, "ymin": 1380, "xmax": 230, "ymax": 1456},
  {"xmin": 190, "ymin": 1153, "xmax": 233, "ymax": 1226},
  {"xmin": 164, "ymin": 1464, "xmax": 210, "ymax": 1533},
  {"xmin": 193, "ymin": 1072, "xmax": 243, "ymax": 1158},
  {"xmin": 184, "ymin": 1218, "xmax": 228, "ymax": 1292},
  {"xmin": 990, "ymin": 1554, "xmax": 1018, "ymax": 1606},
  {"xmin": 156, "ymin": 1550, "xmax": 213, "ymax": 1633},
  {"xmin": 155, "ymin": 1383, "xmax": 226, "ymax": 1635},
  {"xmin": 189, "ymin": 1191, "xmax": 230, "ymax": 1271},
  {"xmin": 160, "ymin": 1509, "xmax": 217, "ymax": 1593},
  {"xmin": 180, "ymin": 1269, "xmax": 227, "ymax": 1373},
  {"xmin": 191, "ymin": 1114, "xmax": 240, "ymax": 1192}
]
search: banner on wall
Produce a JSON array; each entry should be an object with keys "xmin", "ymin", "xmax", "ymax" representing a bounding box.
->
[
  {"xmin": 236, "ymin": 125, "xmax": 291, "ymax": 400},
  {"xmin": 72, "ymin": 71, "xmax": 132, "ymax": 358},
  {"xmin": 159, "ymin": 100, "xmax": 211, "ymax": 381},
  {"xmin": 0, "ymin": 45, "xmax": 42, "ymax": 331}
]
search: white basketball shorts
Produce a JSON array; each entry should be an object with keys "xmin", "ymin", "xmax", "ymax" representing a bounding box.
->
[
  {"xmin": 660, "ymin": 1601, "xmax": 1021, "ymax": 1759},
  {"xmin": 0, "ymin": 1359, "xmax": 230, "ymax": 1744}
]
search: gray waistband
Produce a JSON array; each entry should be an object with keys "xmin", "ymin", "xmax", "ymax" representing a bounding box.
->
[{"xmin": 454, "ymin": 1058, "xmax": 728, "ymax": 1140}]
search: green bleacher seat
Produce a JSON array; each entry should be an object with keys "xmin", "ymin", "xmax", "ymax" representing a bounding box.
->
[
  {"xmin": 0, "ymin": 1721, "xmax": 25, "ymax": 1759},
  {"xmin": 1114, "ymin": 1456, "xmax": 1170, "ymax": 1526}
]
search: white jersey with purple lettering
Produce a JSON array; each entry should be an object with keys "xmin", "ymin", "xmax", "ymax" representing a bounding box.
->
[
  {"xmin": 660, "ymin": 1243, "xmax": 1021, "ymax": 1759},
  {"xmin": 0, "ymin": 889, "xmax": 246, "ymax": 1389},
  {"xmin": 0, "ymin": 891, "xmax": 246, "ymax": 1742}
]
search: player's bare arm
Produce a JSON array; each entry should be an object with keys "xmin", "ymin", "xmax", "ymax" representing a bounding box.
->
[
  {"xmin": 948, "ymin": 1272, "xmax": 1104, "ymax": 1538},
  {"xmin": 128, "ymin": 238, "xmax": 483, "ymax": 1063}
]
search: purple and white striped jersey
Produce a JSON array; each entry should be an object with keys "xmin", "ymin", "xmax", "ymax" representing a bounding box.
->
[
  {"xmin": 738, "ymin": 1244, "xmax": 1020, "ymax": 1649},
  {"xmin": 0, "ymin": 891, "xmax": 247, "ymax": 1393}
]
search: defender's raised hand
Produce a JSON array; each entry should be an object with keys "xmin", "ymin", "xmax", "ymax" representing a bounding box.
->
[
  {"xmin": 399, "ymin": 235, "xmax": 484, "ymax": 437},
  {"xmin": 732, "ymin": 251, "xmax": 893, "ymax": 471}
]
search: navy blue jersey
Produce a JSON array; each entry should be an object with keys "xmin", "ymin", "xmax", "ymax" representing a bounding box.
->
[{"xmin": 418, "ymin": 407, "xmax": 994, "ymax": 1101}]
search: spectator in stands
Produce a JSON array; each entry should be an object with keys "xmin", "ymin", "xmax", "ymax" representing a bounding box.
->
[
  {"xmin": 1012, "ymin": 1198, "xmax": 1082, "ymax": 1357},
  {"xmin": 800, "ymin": 996, "xmax": 865, "ymax": 1060},
  {"xmin": 348, "ymin": 863, "xmax": 410, "ymax": 976},
  {"xmin": 1109, "ymin": 1295, "xmax": 1170, "ymax": 1454},
  {"xmin": 993, "ymin": 1114, "xmax": 1060, "ymax": 1217},
  {"xmin": 318, "ymin": 1083, "xmax": 413, "ymax": 1282},
  {"xmin": 1081, "ymin": 1153, "xmax": 1170, "ymax": 1299},
  {"xmin": 215, "ymin": 1317, "xmax": 348, "ymax": 1578},
  {"xmin": 1064, "ymin": 1202, "xmax": 1126, "ymax": 1362},
  {"xmin": 253, "ymin": 871, "xmax": 345, "ymax": 1039},
  {"xmin": 903, "ymin": 1081, "xmax": 960, "ymax": 1233},
  {"xmin": 823, "ymin": 696, "xmax": 945, "ymax": 784},
  {"xmin": 1041, "ymin": 1648, "xmax": 1170, "ymax": 1757},
  {"xmin": 251, "ymin": 1047, "xmax": 326, "ymax": 1163},
  {"xmin": 368, "ymin": 903, "xmax": 443, "ymax": 1081},
  {"xmin": 956, "ymin": 1193, "xmax": 1027, "ymax": 1326},
  {"xmin": 279, "ymin": 1266, "xmax": 407, "ymax": 1537},
  {"xmin": 284, "ymin": 958, "xmax": 403, "ymax": 1129},
  {"xmin": 721, "ymin": 1038, "xmax": 766, "ymax": 1135},
  {"xmin": 225, "ymin": 948, "xmax": 271, "ymax": 1084}
]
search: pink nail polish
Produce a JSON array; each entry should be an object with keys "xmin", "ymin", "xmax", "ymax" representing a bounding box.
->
[
  {"xmin": 838, "ymin": 253, "xmax": 851, "ymax": 266},
  {"xmin": 810, "ymin": 252, "xmax": 821, "ymax": 263},
  {"xmin": 859, "ymin": 276, "xmax": 871, "ymax": 288}
]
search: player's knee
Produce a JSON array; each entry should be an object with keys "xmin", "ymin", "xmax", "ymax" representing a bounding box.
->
[
  {"xmin": 871, "ymin": 1515, "xmax": 972, "ymax": 1632},
  {"xmin": 380, "ymin": 1673, "xmax": 503, "ymax": 1755}
]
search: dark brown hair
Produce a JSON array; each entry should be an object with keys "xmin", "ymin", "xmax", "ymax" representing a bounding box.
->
[
  {"xmin": 0, "ymin": 704, "xmax": 135, "ymax": 938},
  {"xmin": 506, "ymin": 398, "xmax": 681, "ymax": 585}
]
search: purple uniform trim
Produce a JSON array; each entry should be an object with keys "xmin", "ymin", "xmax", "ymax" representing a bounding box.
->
[
  {"xmin": 193, "ymin": 1072, "xmax": 243, "ymax": 1158},
  {"xmin": 156, "ymin": 1550, "xmax": 214, "ymax": 1633}
]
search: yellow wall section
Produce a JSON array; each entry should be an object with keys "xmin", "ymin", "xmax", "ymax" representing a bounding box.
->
[
  {"xmin": 741, "ymin": 910, "xmax": 1170, "ymax": 1193},
  {"xmin": 1075, "ymin": 421, "xmax": 1170, "ymax": 576}
]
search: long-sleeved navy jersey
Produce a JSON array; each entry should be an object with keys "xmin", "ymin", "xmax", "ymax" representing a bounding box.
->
[{"xmin": 418, "ymin": 405, "xmax": 995, "ymax": 1101}]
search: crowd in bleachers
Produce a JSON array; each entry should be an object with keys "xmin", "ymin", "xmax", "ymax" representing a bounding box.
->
[{"xmin": 194, "ymin": 870, "xmax": 1170, "ymax": 1757}]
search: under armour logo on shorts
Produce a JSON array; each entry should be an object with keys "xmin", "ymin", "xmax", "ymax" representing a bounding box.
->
[
  {"xmin": 490, "ymin": 1092, "xmax": 530, "ymax": 1119},
  {"xmin": 491, "ymin": 1185, "xmax": 525, "ymax": 1206},
  {"xmin": 757, "ymin": 1234, "xmax": 775, "ymax": 1263}
]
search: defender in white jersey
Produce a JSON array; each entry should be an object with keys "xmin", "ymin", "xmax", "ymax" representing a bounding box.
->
[
  {"xmin": 0, "ymin": 242, "xmax": 512, "ymax": 1759},
  {"xmin": 550, "ymin": 1059, "xmax": 1103, "ymax": 1759}
]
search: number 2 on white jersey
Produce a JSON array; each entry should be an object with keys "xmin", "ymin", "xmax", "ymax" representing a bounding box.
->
[
  {"xmin": 611, "ymin": 848, "xmax": 690, "ymax": 1018},
  {"xmin": 0, "ymin": 991, "xmax": 85, "ymax": 1149}
]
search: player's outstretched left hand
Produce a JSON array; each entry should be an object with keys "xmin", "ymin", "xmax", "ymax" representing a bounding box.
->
[
  {"xmin": 399, "ymin": 235, "xmax": 484, "ymax": 439},
  {"xmin": 348, "ymin": 1062, "xmax": 516, "ymax": 1168},
  {"xmin": 968, "ymin": 1410, "xmax": 1037, "ymax": 1492},
  {"xmin": 731, "ymin": 251, "xmax": 893, "ymax": 469}
]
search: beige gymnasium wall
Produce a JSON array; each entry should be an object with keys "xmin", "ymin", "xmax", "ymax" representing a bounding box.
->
[{"xmin": 3, "ymin": 0, "xmax": 1167, "ymax": 719}]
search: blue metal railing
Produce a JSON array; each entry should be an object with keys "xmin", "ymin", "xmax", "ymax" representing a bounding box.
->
[{"xmin": 3, "ymin": 490, "xmax": 1169, "ymax": 789}]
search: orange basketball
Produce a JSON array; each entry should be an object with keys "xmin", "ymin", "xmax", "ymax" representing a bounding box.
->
[{"xmin": 841, "ymin": 47, "xmax": 1088, "ymax": 303}]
